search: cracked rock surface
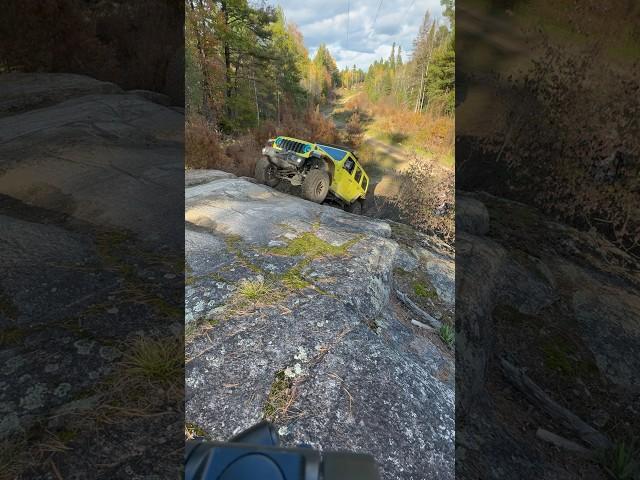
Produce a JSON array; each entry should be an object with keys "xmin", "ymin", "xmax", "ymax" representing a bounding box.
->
[
  {"xmin": 0, "ymin": 73, "xmax": 183, "ymax": 479},
  {"xmin": 185, "ymin": 170, "xmax": 455, "ymax": 480}
]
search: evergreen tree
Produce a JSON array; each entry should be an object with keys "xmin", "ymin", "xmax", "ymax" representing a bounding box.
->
[{"xmin": 389, "ymin": 42, "xmax": 396, "ymax": 69}]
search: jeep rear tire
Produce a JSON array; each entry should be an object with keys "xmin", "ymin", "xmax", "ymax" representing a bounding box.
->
[
  {"xmin": 255, "ymin": 157, "xmax": 280, "ymax": 187},
  {"xmin": 345, "ymin": 199, "xmax": 363, "ymax": 215},
  {"xmin": 302, "ymin": 169, "xmax": 330, "ymax": 203}
]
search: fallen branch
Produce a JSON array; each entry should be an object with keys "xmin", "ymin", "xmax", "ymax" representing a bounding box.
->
[
  {"xmin": 536, "ymin": 428, "xmax": 594, "ymax": 458},
  {"xmin": 500, "ymin": 357, "xmax": 612, "ymax": 450},
  {"xmin": 411, "ymin": 319, "xmax": 434, "ymax": 330},
  {"xmin": 395, "ymin": 289, "xmax": 442, "ymax": 329}
]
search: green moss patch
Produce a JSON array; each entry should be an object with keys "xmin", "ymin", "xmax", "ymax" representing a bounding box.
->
[
  {"xmin": 540, "ymin": 336, "xmax": 599, "ymax": 379},
  {"xmin": 541, "ymin": 342, "xmax": 573, "ymax": 375},
  {"xmin": 281, "ymin": 267, "xmax": 310, "ymax": 290},
  {"xmin": 225, "ymin": 235, "xmax": 265, "ymax": 274},
  {"xmin": 413, "ymin": 282, "xmax": 437, "ymax": 299},
  {"xmin": 269, "ymin": 232, "xmax": 361, "ymax": 259}
]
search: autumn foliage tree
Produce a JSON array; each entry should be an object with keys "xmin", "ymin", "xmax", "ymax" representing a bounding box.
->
[{"xmin": 186, "ymin": 0, "xmax": 340, "ymax": 133}]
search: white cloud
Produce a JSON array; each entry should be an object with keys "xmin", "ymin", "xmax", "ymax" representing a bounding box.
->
[{"xmin": 271, "ymin": 0, "xmax": 444, "ymax": 70}]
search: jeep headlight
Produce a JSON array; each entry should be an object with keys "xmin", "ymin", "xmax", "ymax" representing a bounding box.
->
[{"xmin": 261, "ymin": 147, "xmax": 267, "ymax": 154}]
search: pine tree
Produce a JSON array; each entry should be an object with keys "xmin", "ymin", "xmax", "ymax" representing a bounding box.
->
[{"xmin": 390, "ymin": 42, "xmax": 396, "ymax": 69}]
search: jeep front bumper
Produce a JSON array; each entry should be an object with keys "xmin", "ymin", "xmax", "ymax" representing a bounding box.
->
[{"xmin": 262, "ymin": 146, "xmax": 305, "ymax": 170}]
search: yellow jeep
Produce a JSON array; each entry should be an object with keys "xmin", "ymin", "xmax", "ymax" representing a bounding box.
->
[{"xmin": 255, "ymin": 135, "xmax": 369, "ymax": 214}]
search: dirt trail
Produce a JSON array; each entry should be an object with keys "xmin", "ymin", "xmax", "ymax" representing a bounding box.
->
[
  {"xmin": 320, "ymin": 94, "xmax": 414, "ymax": 217},
  {"xmin": 324, "ymin": 92, "xmax": 423, "ymax": 174}
]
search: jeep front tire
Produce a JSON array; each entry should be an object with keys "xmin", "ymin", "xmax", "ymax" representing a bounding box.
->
[
  {"xmin": 255, "ymin": 157, "xmax": 280, "ymax": 187},
  {"xmin": 302, "ymin": 169, "xmax": 330, "ymax": 203}
]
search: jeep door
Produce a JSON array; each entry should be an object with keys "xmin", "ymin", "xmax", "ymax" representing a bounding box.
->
[{"xmin": 334, "ymin": 154, "xmax": 362, "ymax": 203}]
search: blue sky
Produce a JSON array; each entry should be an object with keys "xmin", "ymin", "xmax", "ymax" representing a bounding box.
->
[{"xmin": 266, "ymin": 0, "xmax": 444, "ymax": 70}]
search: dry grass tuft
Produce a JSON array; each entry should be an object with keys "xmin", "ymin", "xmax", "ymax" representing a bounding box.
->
[
  {"xmin": 236, "ymin": 279, "xmax": 275, "ymax": 303},
  {"xmin": 118, "ymin": 336, "xmax": 183, "ymax": 392}
]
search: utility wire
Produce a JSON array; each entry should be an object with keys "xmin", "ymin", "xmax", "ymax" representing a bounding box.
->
[
  {"xmin": 372, "ymin": 0, "xmax": 384, "ymax": 29},
  {"xmin": 407, "ymin": 0, "xmax": 416, "ymax": 14},
  {"xmin": 346, "ymin": 0, "xmax": 350, "ymax": 50}
]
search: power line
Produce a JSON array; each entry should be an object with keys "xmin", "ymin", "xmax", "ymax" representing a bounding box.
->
[
  {"xmin": 372, "ymin": 0, "xmax": 384, "ymax": 29},
  {"xmin": 406, "ymin": 0, "xmax": 416, "ymax": 16},
  {"xmin": 346, "ymin": 0, "xmax": 350, "ymax": 50},
  {"xmin": 394, "ymin": 0, "xmax": 416, "ymax": 55}
]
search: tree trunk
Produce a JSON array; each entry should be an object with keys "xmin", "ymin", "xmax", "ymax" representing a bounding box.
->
[
  {"xmin": 253, "ymin": 77, "xmax": 260, "ymax": 125},
  {"xmin": 415, "ymin": 63, "xmax": 426, "ymax": 113},
  {"xmin": 190, "ymin": 0, "xmax": 211, "ymax": 117},
  {"xmin": 220, "ymin": 0, "xmax": 233, "ymax": 116}
]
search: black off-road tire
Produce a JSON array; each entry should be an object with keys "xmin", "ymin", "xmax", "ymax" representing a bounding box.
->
[
  {"xmin": 302, "ymin": 169, "xmax": 330, "ymax": 203},
  {"xmin": 345, "ymin": 199, "xmax": 363, "ymax": 215},
  {"xmin": 255, "ymin": 157, "xmax": 280, "ymax": 187}
]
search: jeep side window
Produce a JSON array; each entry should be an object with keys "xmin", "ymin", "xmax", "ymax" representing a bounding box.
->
[
  {"xmin": 354, "ymin": 166, "xmax": 362, "ymax": 183},
  {"xmin": 344, "ymin": 157, "xmax": 355, "ymax": 174},
  {"xmin": 361, "ymin": 176, "xmax": 368, "ymax": 191}
]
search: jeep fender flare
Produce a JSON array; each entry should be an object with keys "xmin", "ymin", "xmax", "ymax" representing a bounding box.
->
[
  {"xmin": 262, "ymin": 146, "xmax": 278, "ymax": 164},
  {"xmin": 309, "ymin": 155, "xmax": 334, "ymax": 182}
]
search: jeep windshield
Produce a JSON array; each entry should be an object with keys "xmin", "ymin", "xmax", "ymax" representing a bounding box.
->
[{"xmin": 317, "ymin": 144, "xmax": 348, "ymax": 161}]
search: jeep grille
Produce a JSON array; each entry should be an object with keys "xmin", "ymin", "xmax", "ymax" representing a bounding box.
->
[{"xmin": 278, "ymin": 138, "xmax": 308, "ymax": 154}]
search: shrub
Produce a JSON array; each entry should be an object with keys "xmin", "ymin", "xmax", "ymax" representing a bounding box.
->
[
  {"xmin": 303, "ymin": 105, "xmax": 339, "ymax": 144},
  {"xmin": 392, "ymin": 157, "xmax": 454, "ymax": 244},
  {"xmin": 186, "ymin": 115, "xmax": 260, "ymax": 177},
  {"xmin": 225, "ymin": 134, "xmax": 261, "ymax": 177},
  {"xmin": 185, "ymin": 115, "xmax": 231, "ymax": 170},
  {"xmin": 344, "ymin": 112, "xmax": 364, "ymax": 148},
  {"xmin": 481, "ymin": 42, "xmax": 640, "ymax": 258}
]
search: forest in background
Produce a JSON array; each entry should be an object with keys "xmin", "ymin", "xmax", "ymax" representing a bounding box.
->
[{"xmin": 186, "ymin": 0, "xmax": 453, "ymax": 129}]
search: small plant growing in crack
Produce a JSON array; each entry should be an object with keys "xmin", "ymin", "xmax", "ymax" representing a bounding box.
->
[
  {"xmin": 185, "ymin": 422, "xmax": 210, "ymax": 440},
  {"xmin": 597, "ymin": 437, "xmax": 639, "ymax": 480},
  {"xmin": 439, "ymin": 323, "xmax": 455, "ymax": 349},
  {"xmin": 263, "ymin": 347, "xmax": 310, "ymax": 422},
  {"xmin": 263, "ymin": 370, "xmax": 297, "ymax": 422}
]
